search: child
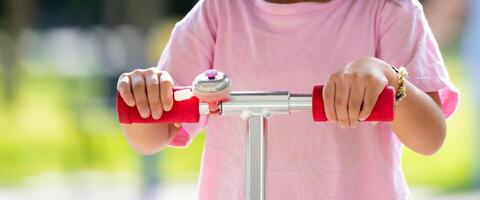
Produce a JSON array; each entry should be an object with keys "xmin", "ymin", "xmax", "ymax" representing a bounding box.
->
[{"xmin": 117, "ymin": 0, "xmax": 459, "ymax": 199}]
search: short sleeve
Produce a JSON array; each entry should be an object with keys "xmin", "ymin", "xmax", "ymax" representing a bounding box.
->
[
  {"xmin": 158, "ymin": 0, "xmax": 217, "ymax": 147},
  {"xmin": 376, "ymin": 0, "xmax": 459, "ymax": 118}
]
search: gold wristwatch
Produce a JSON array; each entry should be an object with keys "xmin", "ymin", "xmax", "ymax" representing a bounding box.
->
[{"xmin": 390, "ymin": 65, "xmax": 408, "ymax": 105}]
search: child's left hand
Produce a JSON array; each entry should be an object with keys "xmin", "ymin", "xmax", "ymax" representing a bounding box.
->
[{"xmin": 323, "ymin": 57, "xmax": 399, "ymax": 128}]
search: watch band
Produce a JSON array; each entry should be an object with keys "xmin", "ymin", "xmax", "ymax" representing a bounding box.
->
[{"xmin": 391, "ymin": 65, "xmax": 408, "ymax": 105}]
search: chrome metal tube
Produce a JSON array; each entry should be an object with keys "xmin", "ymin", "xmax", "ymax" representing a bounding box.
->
[
  {"xmin": 246, "ymin": 114, "xmax": 267, "ymax": 200},
  {"xmin": 289, "ymin": 94, "xmax": 312, "ymax": 113},
  {"xmin": 221, "ymin": 91, "xmax": 290, "ymax": 115},
  {"xmin": 219, "ymin": 92, "xmax": 312, "ymax": 116}
]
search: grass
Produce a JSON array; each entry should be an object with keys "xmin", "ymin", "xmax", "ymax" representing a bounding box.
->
[{"xmin": 0, "ymin": 68, "xmax": 139, "ymax": 185}]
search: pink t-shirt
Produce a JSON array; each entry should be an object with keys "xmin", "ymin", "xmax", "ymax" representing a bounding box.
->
[{"xmin": 159, "ymin": 0, "xmax": 459, "ymax": 199}]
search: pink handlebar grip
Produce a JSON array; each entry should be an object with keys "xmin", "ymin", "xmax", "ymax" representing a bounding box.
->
[
  {"xmin": 312, "ymin": 85, "xmax": 395, "ymax": 122},
  {"xmin": 117, "ymin": 87, "xmax": 200, "ymax": 124}
]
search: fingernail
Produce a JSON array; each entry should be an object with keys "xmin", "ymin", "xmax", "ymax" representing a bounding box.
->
[
  {"xmin": 152, "ymin": 111, "xmax": 160, "ymax": 119},
  {"xmin": 140, "ymin": 109, "xmax": 149, "ymax": 118},
  {"xmin": 340, "ymin": 124, "xmax": 347, "ymax": 129},
  {"xmin": 164, "ymin": 104, "xmax": 172, "ymax": 112}
]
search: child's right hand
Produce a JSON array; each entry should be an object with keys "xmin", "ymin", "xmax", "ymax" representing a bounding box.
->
[{"xmin": 117, "ymin": 67, "xmax": 175, "ymax": 120}]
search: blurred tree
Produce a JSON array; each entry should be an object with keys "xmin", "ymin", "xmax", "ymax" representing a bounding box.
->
[
  {"xmin": 34, "ymin": 0, "xmax": 101, "ymax": 28},
  {"xmin": 0, "ymin": 1, "xmax": 5, "ymax": 27},
  {"xmin": 1, "ymin": 0, "xmax": 35, "ymax": 104},
  {"xmin": 162, "ymin": 0, "xmax": 197, "ymax": 16},
  {"xmin": 124, "ymin": 0, "xmax": 160, "ymax": 31},
  {"xmin": 103, "ymin": 0, "xmax": 195, "ymax": 29}
]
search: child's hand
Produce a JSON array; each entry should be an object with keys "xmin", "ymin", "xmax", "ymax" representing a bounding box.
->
[
  {"xmin": 323, "ymin": 57, "xmax": 399, "ymax": 128},
  {"xmin": 117, "ymin": 67, "xmax": 175, "ymax": 120}
]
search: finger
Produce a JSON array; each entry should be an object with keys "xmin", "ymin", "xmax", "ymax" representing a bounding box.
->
[
  {"xmin": 117, "ymin": 73, "xmax": 136, "ymax": 107},
  {"xmin": 160, "ymin": 71, "xmax": 174, "ymax": 112},
  {"xmin": 144, "ymin": 69, "xmax": 163, "ymax": 119},
  {"xmin": 347, "ymin": 84, "xmax": 365, "ymax": 128},
  {"xmin": 335, "ymin": 79, "xmax": 350, "ymax": 128},
  {"xmin": 323, "ymin": 75, "xmax": 337, "ymax": 122},
  {"xmin": 359, "ymin": 85, "xmax": 384, "ymax": 121},
  {"xmin": 131, "ymin": 70, "xmax": 150, "ymax": 118}
]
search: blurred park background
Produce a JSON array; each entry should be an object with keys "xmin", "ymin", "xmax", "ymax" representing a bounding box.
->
[{"xmin": 0, "ymin": 0, "xmax": 479, "ymax": 199}]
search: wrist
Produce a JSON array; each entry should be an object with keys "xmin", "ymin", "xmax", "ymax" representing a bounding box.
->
[
  {"xmin": 383, "ymin": 64, "xmax": 400, "ymax": 90},
  {"xmin": 384, "ymin": 64, "xmax": 409, "ymax": 105}
]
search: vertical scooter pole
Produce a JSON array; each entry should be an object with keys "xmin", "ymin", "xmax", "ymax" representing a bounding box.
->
[
  {"xmin": 219, "ymin": 91, "xmax": 310, "ymax": 200},
  {"xmin": 246, "ymin": 114, "xmax": 267, "ymax": 200}
]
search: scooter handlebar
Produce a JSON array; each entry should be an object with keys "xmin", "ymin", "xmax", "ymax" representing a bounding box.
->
[
  {"xmin": 312, "ymin": 85, "xmax": 395, "ymax": 122},
  {"xmin": 116, "ymin": 85, "xmax": 395, "ymax": 124},
  {"xmin": 117, "ymin": 87, "xmax": 201, "ymax": 124}
]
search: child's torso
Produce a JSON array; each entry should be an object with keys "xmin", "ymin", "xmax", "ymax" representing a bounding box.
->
[{"xmin": 197, "ymin": 0, "xmax": 408, "ymax": 199}]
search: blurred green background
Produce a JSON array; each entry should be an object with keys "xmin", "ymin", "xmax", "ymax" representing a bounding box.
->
[{"xmin": 0, "ymin": 0, "xmax": 478, "ymax": 199}]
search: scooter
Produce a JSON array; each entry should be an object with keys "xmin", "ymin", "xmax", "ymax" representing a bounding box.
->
[{"xmin": 117, "ymin": 69, "xmax": 395, "ymax": 200}]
